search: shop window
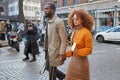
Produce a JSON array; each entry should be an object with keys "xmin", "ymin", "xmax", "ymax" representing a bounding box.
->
[
  {"xmin": 117, "ymin": 11, "xmax": 120, "ymax": 25},
  {"xmin": 99, "ymin": 11, "xmax": 114, "ymax": 27}
]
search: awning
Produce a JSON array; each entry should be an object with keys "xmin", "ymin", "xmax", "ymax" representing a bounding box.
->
[{"xmin": 0, "ymin": 15, "xmax": 18, "ymax": 22}]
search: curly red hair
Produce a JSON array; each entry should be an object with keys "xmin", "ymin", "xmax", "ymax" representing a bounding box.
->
[{"xmin": 68, "ymin": 8, "xmax": 94, "ymax": 31}]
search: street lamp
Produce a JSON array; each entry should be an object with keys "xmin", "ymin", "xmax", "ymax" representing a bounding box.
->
[
  {"xmin": 94, "ymin": 9, "xmax": 97, "ymax": 34},
  {"xmin": 114, "ymin": 5, "xmax": 118, "ymax": 26}
]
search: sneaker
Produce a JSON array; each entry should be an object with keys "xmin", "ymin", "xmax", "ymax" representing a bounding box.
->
[{"xmin": 22, "ymin": 57, "xmax": 29, "ymax": 61}]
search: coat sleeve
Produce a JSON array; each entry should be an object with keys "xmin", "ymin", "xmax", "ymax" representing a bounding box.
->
[
  {"xmin": 77, "ymin": 32, "xmax": 93, "ymax": 57},
  {"xmin": 57, "ymin": 20, "xmax": 67, "ymax": 55},
  {"xmin": 66, "ymin": 50, "xmax": 72, "ymax": 57},
  {"xmin": 23, "ymin": 27, "xmax": 29, "ymax": 34}
]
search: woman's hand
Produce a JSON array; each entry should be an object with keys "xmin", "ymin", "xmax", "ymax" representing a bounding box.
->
[{"xmin": 65, "ymin": 50, "xmax": 73, "ymax": 57}]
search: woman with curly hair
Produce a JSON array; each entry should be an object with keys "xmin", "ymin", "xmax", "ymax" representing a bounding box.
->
[{"xmin": 65, "ymin": 8, "xmax": 94, "ymax": 80}]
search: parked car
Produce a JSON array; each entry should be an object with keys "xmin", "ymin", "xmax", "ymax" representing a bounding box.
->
[
  {"xmin": 92, "ymin": 26, "xmax": 111, "ymax": 35},
  {"xmin": 95, "ymin": 26, "xmax": 120, "ymax": 43},
  {"xmin": 96, "ymin": 26, "xmax": 111, "ymax": 33}
]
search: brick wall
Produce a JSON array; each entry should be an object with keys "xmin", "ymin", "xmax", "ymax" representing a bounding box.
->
[
  {"xmin": 0, "ymin": 3, "xmax": 8, "ymax": 16},
  {"xmin": 41, "ymin": 0, "xmax": 101, "ymax": 10}
]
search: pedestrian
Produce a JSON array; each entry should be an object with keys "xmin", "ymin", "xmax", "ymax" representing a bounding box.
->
[
  {"xmin": 6, "ymin": 20, "xmax": 12, "ymax": 39},
  {"xmin": 22, "ymin": 21, "xmax": 39, "ymax": 62},
  {"xmin": 65, "ymin": 8, "xmax": 94, "ymax": 80},
  {"xmin": 44, "ymin": 3, "xmax": 67, "ymax": 80},
  {"xmin": 0, "ymin": 21, "xmax": 6, "ymax": 40},
  {"xmin": 6, "ymin": 20, "xmax": 12, "ymax": 33}
]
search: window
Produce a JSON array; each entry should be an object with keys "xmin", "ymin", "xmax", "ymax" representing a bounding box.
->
[
  {"xmin": 99, "ymin": 11, "xmax": 114, "ymax": 27},
  {"xmin": 63, "ymin": 0, "xmax": 67, "ymax": 6},
  {"xmin": 28, "ymin": 6, "xmax": 32, "ymax": 11},
  {"xmin": 54, "ymin": 1, "xmax": 57, "ymax": 8},
  {"xmin": 10, "ymin": 6, "xmax": 16, "ymax": 11},
  {"xmin": 0, "ymin": 0, "xmax": 3, "ymax": 3},
  {"xmin": 74, "ymin": 0, "xmax": 78, "ymax": 4},
  {"xmin": 108, "ymin": 28, "xmax": 117, "ymax": 32},
  {"xmin": 0, "ymin": 7, "xmax": 4, "ymax": 12},
  {"xmin": 115, "ymin": 28, "xmax": 120, "ymax": 32}
]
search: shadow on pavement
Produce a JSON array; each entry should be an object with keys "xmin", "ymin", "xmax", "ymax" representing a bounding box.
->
[{"xmin": 104, "ymin": 41, "xmax": 120, "ymax": 45}]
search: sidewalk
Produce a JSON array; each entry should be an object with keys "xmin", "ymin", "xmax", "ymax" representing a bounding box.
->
[
  {"xmin": 0, "ymin": 40, "xmax": 8, "ymax": 47},
  {"xmin": 0, "ymin": 44, "xmax": 68, "ymax": 80},
  {"xmin": 0, "ymin": 42, "xmax": 120, "ymax": 80}
]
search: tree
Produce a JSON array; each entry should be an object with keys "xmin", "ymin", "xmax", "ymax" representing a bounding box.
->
[{"xmin": 18, "ymin": 0, "xmax": 24, "ymax": 23}]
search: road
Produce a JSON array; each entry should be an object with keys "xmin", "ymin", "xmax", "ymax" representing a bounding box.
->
[{"xmin": 0, "ymin": 41, "xmax": 120, "ymax": 80}]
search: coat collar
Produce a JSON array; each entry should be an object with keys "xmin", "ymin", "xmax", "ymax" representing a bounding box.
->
[{"xmin": 49, "ymin": 15, "xmax": 57, "ymax": 23}]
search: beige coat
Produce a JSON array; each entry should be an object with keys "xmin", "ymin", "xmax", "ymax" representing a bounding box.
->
[
  {"xmin": 48, "ymin": 15, "xmax": 67, "ymax": 67},
  {"xmin": 0, "ymin": 21, "xmax": 6, "ymax": 34},
  {"xmin": 65, "ymin": 27, "xmax": 93, "ymax": 80}
]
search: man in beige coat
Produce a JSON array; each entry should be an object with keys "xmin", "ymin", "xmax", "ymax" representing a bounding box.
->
[{"xmin": 44, "ymin": 3, "xmax": 67, "ymax": 80}]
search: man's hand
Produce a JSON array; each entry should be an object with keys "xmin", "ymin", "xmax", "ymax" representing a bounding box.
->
[{"xmin": 59, "ymin": 54, "xmax": 66, "ymax": 61}]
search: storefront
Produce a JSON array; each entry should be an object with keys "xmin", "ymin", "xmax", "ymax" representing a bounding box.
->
[{"xmin": 94, "ymin": 7, "xmax": 120, "ymax": 27}]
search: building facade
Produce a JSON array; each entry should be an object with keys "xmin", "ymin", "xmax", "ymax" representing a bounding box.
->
[
  {"xmin": 0, "ymin": 0, "xmax": 8, "ymax": 20},
  {"xmin": 8, "ymin": 0, "xmax": 41, "ymax": 21},
  {"xmin": 41, "ymin": 0, "xmax": 120, "ymax": 31}
]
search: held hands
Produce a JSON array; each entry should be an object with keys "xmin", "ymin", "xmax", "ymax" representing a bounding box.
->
[
  {"xmin": 59, "ymin": 54, "xmax": 66, "ymax": 61},
  {"xmin": 65, "ymin": 50, "xmax": 72, "ymax": 57}
]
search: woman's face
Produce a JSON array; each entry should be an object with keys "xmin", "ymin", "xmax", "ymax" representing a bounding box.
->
[{"xmin": 72, "ymin": 14, "xmax": 82, "ymax": 26}]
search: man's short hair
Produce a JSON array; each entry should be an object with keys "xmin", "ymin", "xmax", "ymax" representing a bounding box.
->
[{"xmin": 47, "ymin": 3, "xmax": 56, "ymax": 11}]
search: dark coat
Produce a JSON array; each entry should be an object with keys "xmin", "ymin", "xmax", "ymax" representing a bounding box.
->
[
  {"xmin": 6, "ymin": 24, "xmax": 12, "ymax": 33},
  {"xmin": 24, "ymin": 24, "xmax": 39, "ymax": 55}
]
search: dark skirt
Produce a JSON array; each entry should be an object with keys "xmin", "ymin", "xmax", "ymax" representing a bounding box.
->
[{"xmin": 24, "ymin": 41, "xmax": 39, "ymax": 55}]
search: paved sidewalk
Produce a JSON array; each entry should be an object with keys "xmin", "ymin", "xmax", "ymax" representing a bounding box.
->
[
  {"xmin": 0, "ymin": 42, "xmax": 120, "ymax": 80},
  {"xmin": 0, "ymin": 45, "xmax": 69, "ymax": 80},
  {"xmin": 0, "ymin": 40, "xmax": 8, "ymax": 47}
]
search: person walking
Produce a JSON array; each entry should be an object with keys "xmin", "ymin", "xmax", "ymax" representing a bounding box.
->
[
  {"xmin": 65, "ymin": 8, "xmax": 94, "ymax": 80},
  {"xmin": 0, "ymin": 21, "xmax": 6, "ymax": 40},
  {"xmin": 6, "ymin": 20, "xmax": 12, "ymax": 33},
  {"xmin": 6, "ymin": 20, "xmax": 12, "ymax": 39},
  {"xmin": 44, "ymin": 3, "xmax": 67, "ymax": 80},
  {"xmin": 22, "ymin": 21, "xmax": 39, "ymax": 62}
]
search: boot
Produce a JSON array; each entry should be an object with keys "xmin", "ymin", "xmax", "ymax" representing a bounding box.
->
[
  {"xmin": 22, "ymin": 54, "xmax": 29, "ymax": 61},
  {"xmin": 22, "ymin": 56, "xmax": 29, "ymax": 61},
  {"xmin": 30, "ymin": 55, "xmax": 36, "ymax": 62}
]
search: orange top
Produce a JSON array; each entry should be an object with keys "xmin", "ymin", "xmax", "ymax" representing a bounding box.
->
[{"xmin": 66, "ymin": 27, "xmax": 93, "ymax": 57}]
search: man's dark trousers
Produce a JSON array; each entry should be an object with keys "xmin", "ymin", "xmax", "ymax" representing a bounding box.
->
[{"xmin": 46, "ymin": 61, "xmax": 65, "ymax": 80}]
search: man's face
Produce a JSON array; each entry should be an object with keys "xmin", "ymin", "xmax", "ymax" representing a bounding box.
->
[{"xmin": 44, "ymin": 5, "xmax": 53, "ymax": 17}]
